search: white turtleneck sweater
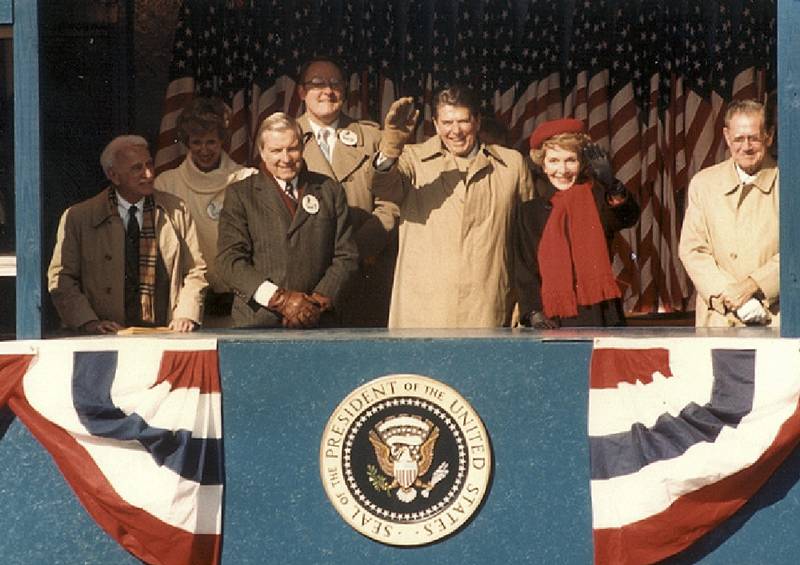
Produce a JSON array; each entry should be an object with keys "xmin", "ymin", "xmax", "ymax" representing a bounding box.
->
[{"xmin": 155, "ymin": 151, "xmax": 257, "ymax": 292}]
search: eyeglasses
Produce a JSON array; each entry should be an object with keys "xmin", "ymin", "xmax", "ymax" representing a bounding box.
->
[
  {"xmin": 730, "ymin": 134, "xmax": 765, "ymax": 146},
  {"xmin": 303, "ymin": 77, "xmax": 345, "ymax": 91}
]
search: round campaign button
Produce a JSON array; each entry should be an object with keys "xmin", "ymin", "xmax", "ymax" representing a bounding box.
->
[
  {"xmin": 338, "ymin": 129, "xmax": 358, "ymax": 146},
  {"xmin": 302, "ymin": 194, "xmax": 320, "ymax": 215},
  {"xmin": 206, "ymin": 199, "xmax": 223, "ymax": 220},
  {"xmin": 320, "ymin": 374, "xmax": 492, "ymax": 546}
]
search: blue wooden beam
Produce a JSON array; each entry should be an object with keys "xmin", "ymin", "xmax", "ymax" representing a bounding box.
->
[
  {"xmin": 779, "ymin": 0, "xmax": 800, "ymax": 336},
  {"xmin": 13, "ymin": 0, "xmax": 42, "ymax": 338},
  {"xmin": 0, "ymin": 1, "xmax": 11, "ymax": 25}
]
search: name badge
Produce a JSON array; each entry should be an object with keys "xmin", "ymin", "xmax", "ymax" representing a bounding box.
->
[
  {"xmin": 302, "ymin": 194, "xmax": 320, "ymax": 214},
  {"xmin": 338, "ymin": 129, "xmax": 358, "ymax": 146}
]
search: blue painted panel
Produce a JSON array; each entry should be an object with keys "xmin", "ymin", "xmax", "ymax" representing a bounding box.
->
[
  {"xmin": 0, "ymin": 417, "xmax": 139, "ymax": 564},
  {"xmin": 779, "ymin": 0, "xmax": 800, "ymax": 337},
  {"xmin": 0, "ymin": 1, "xmax": 10, "ymax": 24},
  {"xmin": 218, "ymin": 338, "xmax": 594, "ymax": 564},
  {"xmin": 13, "ymin": 0, "xmax": 41, "ymax": 338}
]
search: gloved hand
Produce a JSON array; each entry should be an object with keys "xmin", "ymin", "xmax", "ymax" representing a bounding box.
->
[
  {"xmin": 582, "ymin": 143, "xmax": 615, "ymax": 189},
  {"xmin": 309, "ymin": 292, "xmax": 333, "ymax": 313},
  {"xmin": 380, "ymin": 97, "xmax": 419, "ymax": 158},
  {"xmin": 268, "ymin": 288, "xmax": 322, "ymax": 328},
  {"xmin": 736, "ymin": 297, "xmax": 770, "ymax": 325},
  {"xmin": 527, "ymin": 311, "xmax": 559, "ymax": 329}
]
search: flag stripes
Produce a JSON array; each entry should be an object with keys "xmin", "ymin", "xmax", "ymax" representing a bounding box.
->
[{"xmin": 155, "ymin": 0, "xmax": 775, "ymax": 314}]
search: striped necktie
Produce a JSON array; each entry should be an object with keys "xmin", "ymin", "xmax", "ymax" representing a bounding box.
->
[{"xmin": 284, "ymin": 181, "xmax": 297, "ymax": 201}]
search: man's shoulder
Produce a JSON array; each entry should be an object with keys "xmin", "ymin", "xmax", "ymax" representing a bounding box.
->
[
  {"xmin": 226, "ymin": 170, "xmax": 261, "ymax": 194},
  {"xmin": 692, "ymin": 158, "xmax": 736, "ymax": 184},
  {"xmin": 400, "ymin": 135, "xmax": 441, "ymax": 162},
  {"xmin": 339, "ymin": 115, "xmax": 382, "ymax": 147},
  {"xmin": 153, "ymin": 188, "xmax": 197, "ymax": 218},
  {"xmin": 63, "ymin": 188, "xmax": 111, "ymax": 220},
  {"xmin": 485, "ymin": 144, "xmax": 526, "ymax": 169},
  {"xmin": 306, "ymin": 169, "xmax": 344, "ymax": 191}
]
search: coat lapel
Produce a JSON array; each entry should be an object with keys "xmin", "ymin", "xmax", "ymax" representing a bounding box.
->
[
  {"xmin": 254, "ymin": 170, "xmax": 295, "ymax": 224},
  {"xmin": 287, "ymin": 172, "xmax": 317, "ymax": 237},
  {"xmin": 330, "ymin": 117, "xmax": 369, "ymax": 181},
  {"xmin": 465, "ymin": 145, "xmax": 500, "ymax": 187},
  {"xmin": 299, "ymin": 114, "xmax": 337, "ymax": 178},
  {"xmin": 298, "ymin": 113, "xmax": 369, "ymax": 182}
]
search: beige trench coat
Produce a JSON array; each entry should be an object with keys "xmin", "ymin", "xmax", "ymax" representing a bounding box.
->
[
  {"xmin": 48, "ymin": 187, "xmax": 208, "ymax": 329},
  {"xmin": 368, "ymin": 136, "xmax": 534, "ymax": 328},
  {"xmin": 298, "ymin": 113, "xmax": 399, "ymax": 326},
  {"xmin": 679, "ymin": 156, "xmax": 779, "ymax": 327}
]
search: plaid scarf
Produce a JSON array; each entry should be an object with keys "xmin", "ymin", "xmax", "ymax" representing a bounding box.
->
[{"xmin": 109, "ymin": 189, "xmax": 158, "ymax": 324}]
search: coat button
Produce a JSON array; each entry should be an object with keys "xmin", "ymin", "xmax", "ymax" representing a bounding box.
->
[
  {"xmin": 730, "ymin": 252, "xmax": 737, "ymax": 260},
  {"xmin": 105, "ymin": 287, "xmax": 112, "ymax": 294},
  {"xmin": 105, "ymin": 254, "xmax": 112, "ymax": 261}
]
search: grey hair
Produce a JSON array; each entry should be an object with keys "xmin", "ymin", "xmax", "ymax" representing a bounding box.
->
[
  {"xmin": 100, "ymin": 135, "xmax": 149, "ymax": 175},
  {"xmin": 724, "ymin": 99, "xmax": 766, "ymax": 129},
  {"xmin": 256, "ymin": 112, "xmax": 303, "ymax": 150}
]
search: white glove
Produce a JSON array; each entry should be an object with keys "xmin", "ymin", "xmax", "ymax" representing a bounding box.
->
[{"xmin": 736, "ymin": 298, "xmax": 769, "ymax": 325}]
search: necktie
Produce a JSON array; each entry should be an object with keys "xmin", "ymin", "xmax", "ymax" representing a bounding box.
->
[
  {"xmin": 124, "ymin": 205, "xmax": 140, "ymax": 324},
  {"xmin": 319, "ymin": 128, "xmax": 332, "ymax": 162},
  {"xmin": 284, "ymin": 181, "xmax": 297, "ymax": 201}
]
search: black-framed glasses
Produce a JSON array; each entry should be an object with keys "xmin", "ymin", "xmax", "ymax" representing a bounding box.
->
[{"xmin": 303, "ymin": 77, "xmax": 345, "ymax": 91}]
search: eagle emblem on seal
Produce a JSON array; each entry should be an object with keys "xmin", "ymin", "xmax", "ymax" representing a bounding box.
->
[{"xmin": 367, "ymin": 414, "xmax": 449, "ymax": 503}]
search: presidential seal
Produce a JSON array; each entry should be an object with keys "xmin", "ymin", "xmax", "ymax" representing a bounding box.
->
[{"xmin": 320, "ymin": 374, "xmax": 492, "ymax": 546}]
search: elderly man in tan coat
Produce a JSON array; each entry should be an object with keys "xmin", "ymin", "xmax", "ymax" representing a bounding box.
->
[
  {"xmin": 48, "ymin": 135, "xmax": 207, "ymax": 333},
  {"xmin": 679, "ymin": 99, "xmax": 779, "ymax": 327},
  {"xmin": 296, "ymin": 56, "xmax": 398, "ymax": 326},
  {"xmin": 368, "ymin": 85, "xmax": 533, "ymax": 328}
]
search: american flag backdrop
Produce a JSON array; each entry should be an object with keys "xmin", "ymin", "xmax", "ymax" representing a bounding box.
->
[{"xmin": 153, "ymin": 0, "xmax": 776, "ymax": 315}]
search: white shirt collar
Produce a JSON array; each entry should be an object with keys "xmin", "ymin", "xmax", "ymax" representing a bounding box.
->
[
  {"xmin": 115, "ymin": 190, "xmax": 144, "ymax": 229},
  {"xmin": 274, "ymin": 177, "xmax": 299, "ymax": 191},
  {"xmin": 115, "ymin": 191, "xmax": 143, "ymax": 210},
  {"xmin": 308, "ymin": 118, "xmax": 339, "ymax": 139},
  {"xmin": 735, "ymin": 163, "xmax": 758, "ymax": 185}
]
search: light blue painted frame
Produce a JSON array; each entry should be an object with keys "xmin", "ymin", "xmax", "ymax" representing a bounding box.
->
[
  {"xmin": 10, "ymin": 0, "xmax": 42, "ymax": 338},
  {"xmin": 778, "ymin": 0, "xmax": 799, "ymax": 336}
]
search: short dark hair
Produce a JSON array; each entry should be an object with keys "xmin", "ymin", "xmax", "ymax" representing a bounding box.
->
[
  {"xmin": 177, "ymin": 97, "xmax": 230, "ymax": 143},
  {"xmin": 432, "ymin": 84, "xmax": 480, "ymax": 120},
  {"xmin": 298, "ymin": 55, "xmax": 347, "ymax": 85}
]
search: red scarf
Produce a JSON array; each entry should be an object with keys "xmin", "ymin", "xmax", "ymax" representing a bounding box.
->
[{"xmin": 537, "ymin": 182, "xmax": 621, "ymax": 319}]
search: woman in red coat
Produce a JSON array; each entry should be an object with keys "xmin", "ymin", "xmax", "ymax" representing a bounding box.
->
[{"xmin": 516, "ymin": 119, "xmax": 640, "ymax": 328}]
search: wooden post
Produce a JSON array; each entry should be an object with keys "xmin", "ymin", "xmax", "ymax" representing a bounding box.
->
[
  {"xmin": 779, "ymin": 0, "xmax": 800, "ymax": 336},
  {"xmin": 13, "ymin": 0, "xmax": 42, "ymax": 338}
]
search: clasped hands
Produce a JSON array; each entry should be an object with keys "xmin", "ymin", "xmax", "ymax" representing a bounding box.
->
[
  {"xmin": 268, "ymin": 288, "xmax": 332, "ymax": 329},
  {"xmin": 718, "ymin": 277, "xmax": 769, "ymax": 325}
]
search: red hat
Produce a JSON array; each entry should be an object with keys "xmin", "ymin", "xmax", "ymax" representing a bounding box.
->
[{"xmin": 529, "ymin": 118, "xmax": 586, "ymax": 150}]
